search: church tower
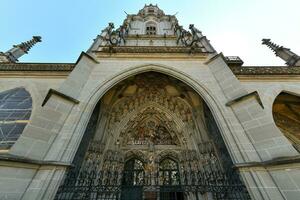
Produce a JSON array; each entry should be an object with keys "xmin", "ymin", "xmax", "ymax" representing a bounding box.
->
[{"xmin": 88, "ymin": 4, "xmax": 215, "ymax": 55}]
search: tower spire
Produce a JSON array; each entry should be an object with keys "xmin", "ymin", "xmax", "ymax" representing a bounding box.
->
[
  {"xmin": 0, "ymin": 36, "xmax": 42, "ymax": 63},
  {"xmin": 262, "ymin": 38, "xmax": 300, "ymax": 66}
]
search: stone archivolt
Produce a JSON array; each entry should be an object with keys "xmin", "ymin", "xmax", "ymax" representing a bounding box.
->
[{"xmin": 84, "ymin": 73, "xmax": 206, "ymax": 172}]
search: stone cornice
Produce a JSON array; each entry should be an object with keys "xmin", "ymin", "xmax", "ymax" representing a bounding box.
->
[
  {"xmin": 96, "ymin": 46, "xmax": 208, "ymax": 54},
  {"xmin": 1, "ymin": 62, "xmax": 300, "ymax": 76},
  {"xmin": 0, "ymin": 63, "xmax": 75, "ymax": 71},
  {"xmin": 125, "ymin": 35, "xmax": 177, "ymax": 40},
  {"xmin": 230, "ymin": 65, "xmax": 300, "ymax": 75}
]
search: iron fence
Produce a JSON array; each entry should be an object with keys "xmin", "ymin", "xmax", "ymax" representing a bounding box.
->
[{"xmin": 55, "ymin": 167, "xmax": 250, "ymax": 200}]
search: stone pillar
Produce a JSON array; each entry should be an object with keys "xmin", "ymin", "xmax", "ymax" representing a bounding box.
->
[
  {"xmin": 0, "ymin": 52, "xmax": 99, "ymax": 200},
  {"xmin": 206, "ymin": 53, "xmax": 300, "ymax": 199}
]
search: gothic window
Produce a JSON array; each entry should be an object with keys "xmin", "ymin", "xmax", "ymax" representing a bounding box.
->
[
  {"xmin": 0, "ymin": 88, "xmax": 32, "ymax": 150},
  {"xmin": 123, "ymin": 158, "xmax": 145, "ymax": 186},
  {"xmin": 148, "ymin": 8, "xmax": 154, "ymax": 13},
  {"xmin": 273, "ymin": 92, "xmax": 300, "ymax": 152},
  {"xmin": 146, "ymin": 23, "xmax": 157, "ymax": 35},
  {"xmin": 159, "ymin": 158, "xmax": 180, "ymax": 186}
]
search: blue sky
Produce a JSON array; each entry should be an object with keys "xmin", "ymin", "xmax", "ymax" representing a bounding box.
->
[{"xmin": 1, "ymin": 0, "xmax": 299, "ymax": 65}]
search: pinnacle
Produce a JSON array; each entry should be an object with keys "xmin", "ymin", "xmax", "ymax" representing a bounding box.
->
[
  {"xmin": 262, "ymin": 38, "xmax": 280, "ymax": 52},
  {"xmin": 15, "ymin": 36, "xmax": 42, "ymax": 53}
]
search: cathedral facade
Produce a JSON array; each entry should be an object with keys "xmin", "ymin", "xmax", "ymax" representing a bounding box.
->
[{"xmin": 0, "ymin": 4, "xmax": 300, "ymax": 200}]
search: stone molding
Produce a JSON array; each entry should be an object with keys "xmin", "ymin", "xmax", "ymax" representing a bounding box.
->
[
  {"xmin": 230, "ymin": 65, "xmax": 300, "ymax": 75},
  {"xmin": 1, "ymin": 62, "xmax": 300, "ymax": 76},
  {"xmin": 226, "ymin": 91, "xmax": 264, "ymax": 109},
  {"xmin": 75, "ymin": 51, "xmax": 99, "ymax": 64},
  {"xmin": 0, "ymin": 63, "xmax": 74, "ymax": 71},
  {"xmin": 96, "ymin": 46, "xmax": 208, "ymax": 54},
  {"xmin": 234, "ymin": 155, "xmax": 300, "ymax": 169},
  {"xmin": 0, "ymin": 154, "xmax": 71, "ymax": 168},
  {"xmin": 42, "ymin": 88, "xmax": 80, "ymax": 107}
]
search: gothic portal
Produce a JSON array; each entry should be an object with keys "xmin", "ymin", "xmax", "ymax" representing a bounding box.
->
[
  {"xmin": 54, "ymin": 72, "xmax": 250, "ymax": 199},
  {"xmin": 0, "ymin": 4, "xmax": 300, "ymax": 200}
]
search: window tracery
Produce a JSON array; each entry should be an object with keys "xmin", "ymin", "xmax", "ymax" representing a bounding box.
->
[{"xmin": 0, "ymin": 88, "xmax": 32, "ymax": 149}]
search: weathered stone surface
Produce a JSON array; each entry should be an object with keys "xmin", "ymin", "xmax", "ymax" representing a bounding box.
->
[{"xmin": 0, "ymin": 4, "xmax": 299, "ymax": 200}]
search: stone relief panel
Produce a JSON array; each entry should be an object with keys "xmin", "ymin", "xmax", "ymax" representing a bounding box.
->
[
  {"xmin": 107, "ymin": 73, "xmax": 194, "ymax": 137},
  {"xmin": 120, "ymin": 107, "xmax": 180, "ymax": 145}
]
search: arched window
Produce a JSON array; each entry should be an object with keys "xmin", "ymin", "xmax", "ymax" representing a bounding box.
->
[
  {"xmin": 159, "ymin": 158, "xmax": 183, "ymax": 200},
  {"xmin": 0, "ymin": 88, "xmax": 32, "ymax": 150},
  {"xmin": 273, "ymin": 92, "xmax": 300, "ymax": 151},
  {"xmin": 123, "ymin": 158, "xmax": 145, "ymax": 186},
  {"xmin": 159, "ymin": 158, "xmax": 180, "ymax": 186},
  {"xmin": 146, "ymin": 22, "xmax": 157, "ymax": 35}
]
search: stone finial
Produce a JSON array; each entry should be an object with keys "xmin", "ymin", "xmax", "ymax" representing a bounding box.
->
[
  {"xmin": 13, "ymin": 36, "xmax": 42, "ymax": 53},
  {"xmin": 0, "ymin": 36, "xmax": 42, "ymax": 63},
  {"xmin": 262, "ymin": 38, "xmax": 300, "ymax": 66},
  {"xmin": 262, "ymin": 39, "xmax": 281, "ymax": 52}
]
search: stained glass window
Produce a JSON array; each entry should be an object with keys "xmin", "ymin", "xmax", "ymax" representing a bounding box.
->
[{"xmin": 0, "ymin": 88, "xmax": 32, "ymax": 149}]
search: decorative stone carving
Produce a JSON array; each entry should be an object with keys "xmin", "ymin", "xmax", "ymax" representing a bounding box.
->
[
  {"xmin": 105, "ymin": 74, "xmax": 196, "ymax": 149},
  {"xmin": 121, "ymin": 107, "xmax": 180, "ymax": 145},
  {"xmin": 174, "ymin": 23, "xmax": 202, "ymax": 48},
  {"xmin": 155, "ymin": 150, "xmax": 179, "ymax": 163},
  {"xmin": 98, "ymin": 22, "xmax": 129, "ymax": 47}
]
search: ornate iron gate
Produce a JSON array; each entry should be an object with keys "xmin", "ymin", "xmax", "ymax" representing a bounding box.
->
[
  {"xmin": 55, "ymin": 144, "xmax": 250, "ymax": 200},
  {"xmin": 55, "ymin": 165, "xmax": 249, "ymax": 200}
]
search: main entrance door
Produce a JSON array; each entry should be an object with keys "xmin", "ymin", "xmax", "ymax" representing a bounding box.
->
[
  {"xmin": 120, "ymin": 157, "xmax": 184, "ymax": 200},
  {"xmin": 121, "ymin": 158, "xmax": 144, "ymax": 200},
  {"xmin": 159, "ymin": 158, "xmax": 184, "ymax": 200}
]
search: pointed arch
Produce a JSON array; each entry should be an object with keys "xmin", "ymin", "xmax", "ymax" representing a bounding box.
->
[
  {"xmin": 54, "ymin": 65, "xmax": 251, "ymax": 199},
  {"xmin": 0, "ymin": 87, "xmax": 32, "ymax": 150},
  {"xmin": 272, "ymin": 91, "xmax": 300, "ymax": 151},
  {"xmin": 155, "ymin": 150, "xmax": 179, "ymax": 164},
  {"xmin": 59, "ymin": 63, "xmax": 249, "ymax": 165},
  {"xmin": 124, "ymin": 150, "xmax": 149, "ymax": 163}
]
